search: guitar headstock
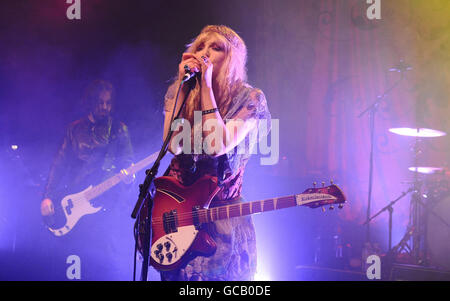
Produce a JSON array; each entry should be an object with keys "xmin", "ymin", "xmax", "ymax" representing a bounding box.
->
[{"xmin": 297, "ymin": 181, "xmax": 347, "ymax": 210}]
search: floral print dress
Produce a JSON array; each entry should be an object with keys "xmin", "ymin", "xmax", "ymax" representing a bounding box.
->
[{"xmin": 161, "ymin": 83, "xmax": 271, "ymax": 281}]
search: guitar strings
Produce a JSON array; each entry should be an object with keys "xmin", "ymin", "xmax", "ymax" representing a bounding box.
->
[
  {"xmin": 149, "ymin": 197, "xmax": 298, "ymax": 225},
  {"xmin": 150, "ymin": 200, "xmax": 280, "ymax": 222},
  {"xmin": 151, "ymin": 197, "xmax": 297, "ymax": 222},
  {"xmin": 148, "ymin": 191, "xmax": 338, "ymax": 224},
  {"xmin": 140, "ymin": 193, "xmax": 340, "ymax": 230}
]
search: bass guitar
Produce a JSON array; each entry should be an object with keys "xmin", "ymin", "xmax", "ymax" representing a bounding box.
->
[
  {"xmin": 136, "ymin": 175, "xmax": 347, "ymax": 272},
  {"xmin": 44, "ymin": 151, "xmax": 159, "ymax": 237}
]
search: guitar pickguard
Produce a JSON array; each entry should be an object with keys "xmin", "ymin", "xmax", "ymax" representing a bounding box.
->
[
  {"xmin": 47, "ymin": 185, "xmax": 102, "ymax": 236},
  {"xmin": 151, "ymin": 226, "xmax": 198, "ymax": 267}
]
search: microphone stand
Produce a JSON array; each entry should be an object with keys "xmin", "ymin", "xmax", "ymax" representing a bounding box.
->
[
  {"xmin": 362, "ymin": 186, "xmax": 414, "ymax": 279},
  {"xmin": 131, "ymin": 77, "xmax": 195, "ymax": 281},
  {"xmin": 363, "ymin": 186, "xmax": 415, "ymax": 252},
  {"xmin": 358, "ymin": 68, "xmax": 406, "ymax": 246}
]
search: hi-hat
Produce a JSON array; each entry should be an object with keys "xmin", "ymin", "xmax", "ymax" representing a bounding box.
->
[
  {"xmin": 389, "ymin": 127, "xmax": 447, "ymax": 138},
  {"xmin": 408, "ymin": 167, "xmax": 444, "ymax": 174}
]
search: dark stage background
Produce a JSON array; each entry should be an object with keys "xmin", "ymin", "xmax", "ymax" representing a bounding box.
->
[{"xmin": 1, "ymin": 0, "xmax": 449, "ymax": 281}]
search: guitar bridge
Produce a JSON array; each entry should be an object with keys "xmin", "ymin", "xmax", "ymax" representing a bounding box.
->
[{"xmin": 163, "ymin": 210, "xmax": 178, "ymax": 234}]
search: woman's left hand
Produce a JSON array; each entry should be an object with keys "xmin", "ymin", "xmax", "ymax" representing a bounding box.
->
[
  {"xmin": 180, "ymin": 53, "xmax": 214, "ymax": 89},
  {"xmin": 195, "ymin": 54, "xmax": 214, "ymax": 89}
]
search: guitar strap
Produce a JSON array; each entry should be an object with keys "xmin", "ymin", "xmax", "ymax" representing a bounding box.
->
[
  {"xmin": 163, "ymin": 165, "xmax": 171, "ymax": 176},
  {"xmin": 102, "ymin": 118, "xmax": 117, "ymax": 171},
  {"xmin": 217, "ymin": 155, "xmax": 225, "ymax": 185}
]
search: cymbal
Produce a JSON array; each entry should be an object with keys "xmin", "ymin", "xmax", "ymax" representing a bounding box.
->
[
  {"xmin": 389, "ymin": 127, "xmax": 447, "ymax": 138},
  {"xmin": 408, "ymin": 167, "xmax": 447, "ymax": 175}
]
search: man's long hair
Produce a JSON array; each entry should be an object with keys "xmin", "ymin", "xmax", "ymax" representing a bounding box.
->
[
  {"xmin": 167, "ymin": 25, "xmax": 248, "ymax": 123},
  {"xmin": 82, "ymin": 79, "xmax": 115, "ymax": 113}
]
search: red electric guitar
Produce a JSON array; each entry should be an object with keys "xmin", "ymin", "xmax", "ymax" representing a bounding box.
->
[{"xmin": 136, "ymin": 175, "xmax": 347, "ymax": 272}]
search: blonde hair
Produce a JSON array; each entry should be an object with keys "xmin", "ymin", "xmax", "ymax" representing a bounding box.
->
[{"xmin": 168, "ymin": 25, "xmax": 248, "ymax": 123}]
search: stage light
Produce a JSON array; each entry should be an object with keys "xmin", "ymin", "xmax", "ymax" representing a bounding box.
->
[
  {"xmin": 10, "ymin": 145, "xmax": 18, "ymax": 151},
  {"xmin": 254, "ymin": 269, "xmax": 270, "ymax": 281}
]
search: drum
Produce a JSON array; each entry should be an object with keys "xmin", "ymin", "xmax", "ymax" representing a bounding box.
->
[{"xmin": 426, "ymin": 181, "xmax": 450, "ymax": 271}]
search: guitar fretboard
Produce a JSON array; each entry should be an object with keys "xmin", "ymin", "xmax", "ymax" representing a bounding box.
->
[
  {"xmin": 84, "ymin": 152, "xmax": 159, "ymax": 200},
  {"xmin": 199, "ymin": 196, "xmax": 297, "ymax": 223},
  {"xmin": 151, "ymin": 186, "xmax": 343, "ymax": 229}
]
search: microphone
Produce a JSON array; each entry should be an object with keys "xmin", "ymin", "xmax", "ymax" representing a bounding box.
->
[
  {"xmin": 389, "ymin": 60, "xmax": 413, "ymax": 72},
  {"xmin": 182, "ymin": 65, "xmax": 198, "ymax": 83}
]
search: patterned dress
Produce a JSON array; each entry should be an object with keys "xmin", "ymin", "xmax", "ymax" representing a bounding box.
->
[{"xmin": 161, "ymin": 83, "xmax": 271, "ymax": 281}]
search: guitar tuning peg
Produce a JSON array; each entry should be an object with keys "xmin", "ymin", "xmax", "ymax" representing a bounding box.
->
[
  {"xmin": 338, "ymin": 204, "xmax": 344, "ymax": 209},
  {"xmin": 329, "ymin": 205, "xmax": 334, "ymax": 210},
  {"xmin": 321, "ymin": 181, "xmax": 325, "ymax": 187}
]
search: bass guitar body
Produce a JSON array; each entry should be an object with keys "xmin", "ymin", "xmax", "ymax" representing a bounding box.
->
[
  {"xmin": 43, "ymin": 185, "xmax": 103, "ymax": 237},
  {"xmin": 43, "ymin": 151, "xmax": 159, "ymax": 237}
]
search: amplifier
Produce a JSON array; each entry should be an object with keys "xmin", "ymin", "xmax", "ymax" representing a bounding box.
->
[
  {"xmin": 389, "ymin": 264, "xmax": 450, "ymax": 281},
  {"xmin": 295, "ymin": 265, "xmax": 368, "ymax": 281}
]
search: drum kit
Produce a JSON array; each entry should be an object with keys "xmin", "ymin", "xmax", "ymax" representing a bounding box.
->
[
  {"xmin": 386, "ymin": 126, "xmax": 449, "ymax": 271},
  {"xmin": 359, "ymin": 60, "xmax": 450, "ymax": 274}
]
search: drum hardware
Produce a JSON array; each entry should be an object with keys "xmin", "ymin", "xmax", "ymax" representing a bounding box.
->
[
  {"xmin": 388, "ymin": 127, "xmax": 447, "ymax": 138},
  {"xmin": 357, "ymin": 60, "xmax": 449, "ymax": 273},
  {"xmin": 364, "ymin": 186, "xmax": 416, "ymax": 253},
  {"xmin": 408, "ymin": 167, "xmax": 447, "ymax": 175},
  {"xmin": 424, "ymin": 178, "xmax": 448, "ymax": 200},
  {"xmin": 425, "ymin": 191, "xmax": 450, "ymax": 271},
  {"xmin": 386, "ymin": 125, "xmax": 448, "ymax": 268},
  {"xmin": 358, "ymin": 61, "xmax": 409, "ymax": 247}
]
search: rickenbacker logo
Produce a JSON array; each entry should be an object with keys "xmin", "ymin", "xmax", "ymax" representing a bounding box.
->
[{"xmin": 295, "ymin": 193, "xmax": 336, "ymax": 206}]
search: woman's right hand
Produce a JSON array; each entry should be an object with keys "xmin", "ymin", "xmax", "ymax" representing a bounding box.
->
[
  {"xmin": 41, "ymin": 198, "xmax": 55, "ymax": 216},
  {"xmin": 178, "ymin": 53, "xmax": 202, "ymax": 82}
]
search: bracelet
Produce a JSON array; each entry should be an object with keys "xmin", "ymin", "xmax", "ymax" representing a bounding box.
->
[{"xmin": 202, "ymin": 108, "xmax": 219, "ymax": 115}]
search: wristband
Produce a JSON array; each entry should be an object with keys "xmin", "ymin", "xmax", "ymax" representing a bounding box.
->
[{"xmin": 202, "ymin": 108, "xmax": 219, "ymax": 115}]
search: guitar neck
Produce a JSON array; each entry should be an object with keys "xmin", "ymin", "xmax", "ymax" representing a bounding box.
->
[
  {"xmin": 84, "ymin": 152, "xmax": 159, "ymax": 200},
  {"xmin": 197, "ymin": 191, "xmax": 339, "ymax": 223},
  {"xmin": 200, "ymin": 195, "xmax": 298, "ymax": 223},
  {"xmin": 127, "ymin": 152, "xmax": 159, "ymax": 175},
  {"xmin": 85, "ymin": 174, "xmax": 122, "ymax": 200}
]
